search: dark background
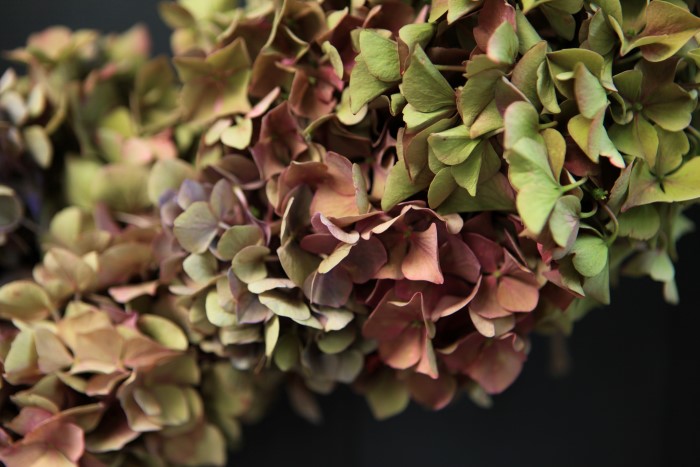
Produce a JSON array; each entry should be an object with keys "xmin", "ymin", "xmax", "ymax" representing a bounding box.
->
[{"xmin": 2, "ymin": 2, "xmax": 699, "ymax": 466}]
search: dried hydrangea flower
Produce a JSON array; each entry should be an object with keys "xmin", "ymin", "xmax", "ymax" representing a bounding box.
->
[{"xmin": 3, "ymin": 1, "xmax": 700, "ymax": 465}]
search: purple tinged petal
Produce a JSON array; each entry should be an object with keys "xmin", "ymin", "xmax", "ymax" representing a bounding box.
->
[
  {"xmin": 341, "ymin": 236, "xmax": 388, "ymax": 283},
  {"xmin": 303, "ymin": 268, "xmax": 353, "ymax": 308}
]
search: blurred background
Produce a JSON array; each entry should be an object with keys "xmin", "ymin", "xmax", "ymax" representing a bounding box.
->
[{"xmin": 1, "ymin": 1, "xmax": 699, "ymax": 466}]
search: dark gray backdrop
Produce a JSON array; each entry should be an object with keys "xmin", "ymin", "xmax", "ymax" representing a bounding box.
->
[{"xmin": 2, "ymin": 1, "xmax": 699, "ymax": 466}]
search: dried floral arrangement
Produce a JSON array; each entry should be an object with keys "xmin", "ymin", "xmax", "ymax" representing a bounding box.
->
[{"xmin": 2, "ymin": 0, "xmax": 700, "ymax": 465}]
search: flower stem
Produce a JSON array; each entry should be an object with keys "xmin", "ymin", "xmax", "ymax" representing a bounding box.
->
[
  {"xmin": 615, "ymin": 51, "xmax": 642, "ymax": 67},
  {"xmin": 538, "ymin": 121, "xmax": 558, "ymax": 130},
  {"xmin": 560, "ymin": 176, "xmax": 588, "ymax": 192},
  {"xmin": 579, "ymin": 203, "xmax": 598, "ymax": 219},
  {"xmin": 434, "ymin": 64, "xmax": 465, "ymax": 72},
  {"xmin": 686, "ymin": 125, "xmax": 700, "ymax": 142},
  {"xmin": 600, "ymin": 202, "xmax": 619, "ymax": 245}
]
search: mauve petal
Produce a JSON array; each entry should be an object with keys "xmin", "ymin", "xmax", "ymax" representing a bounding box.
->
[
  {"xmin": 467, "ymin": 337, "xmax": 526, "ymax": 395},
  {"xmin": 374, "ymin": 235, "xmax": 407, "ymax": 280},
  {"xmin": 469, "ymin": 308, "xmax": 515, "ymax": 338},
  {"xmin": 403, "ymin": 224, "xmax": 444, "ymax": 284},
  {"xmin": 303, "ymin": 268, "xmax": 353, "ymax": 307},
  {"xmin": 497, "ymin": 275, "xmax": 539, "ymax": 312},
  {"xmin": 310, "ymin": 186, "xmax": 360, "ymax": 218},
  {"xmin": 469, "ymin": 276, "xmax": 511, "ymax": 318},
  {"xmin": 502, "ymin": 229, "xmax": 530, "ymax": 266},
  {"xmin": 407, "ymin": 372, "xmax": 457, "ymax": 410},
  {"xmin": 311, "ymin": 213, "xmax": 360, "ymax": 244},
  {"xmin": 499, "ymin": 250, "xmax": 531, "ymax": 275},
  {"xmin": 370, "ymin": 203, "xmax": 422, "ymax": 234},
  {"xmin": 508, "ymin": 267, "xmax": 540, "ymax": 287},
  {"xmin": 300, "ymin": 233, "xmax": 339, "ymax": 255},
  {"xmin": 259, "ymin": 102, "xmax": 306, "ymax": 153},
  {"xmin": 237, "ymin": 292, "xmax": 272, "ymax": 324},
  {"xmin": 370, "ymin": 215, "xmax": 404, "ymax": 236},
  {"xmin": 289, "ymin": 66, "xmax": 342, "ymax": 120},
  {"xmin": 378, "ymin": 326, "xmax": 425, "ymax": 370},
  {"xmin": 363, "ymin": 291, "xmax": 424, "ymax": 339},
  {"xmin": 326, "ymin": 211, "xmax": 383, "ymax": 229},
  {"xmin": 251, "ymin": 140, "xmax": 291, "ymax": 180},
  {"xmin": 22, "ymin": 421, "xmax": 85, "ymax": 462},
  {"xmin": 462, "ymin": 212, "xmax": 497, "ymax": 238},
  {"xmin": 440, "ymin": 332, "xmax": 485, "ymax": 374},
  {"xmin": 463, "ymin": 233, "xmax": 503, "ymax": 273},
  {"xmin": 540, "ymin": 282, "xmax": 578, "ymax": 311},
  {"xmin": 415, "ymin": 339, "xmax": 439, "ymax": 379},
  {"xmin": 343, "ymin": 237, "xmax": 388, "ymax": 283},
  {"xmin": 393, "ymin": 280, "xmax": 427, "ymax": 302},
  {"xmin": 324, "ymin": 152, "xmax": 357, "ymax": 197},
  {"xmin": 473, "ymin": 0, "xmax": 516, "ymax": 52},
  {"xmin": 440, "ymin": 235, "xmax": 481, "ymax": 283},
  {"xmin": 5, "ymin": 407, "xmax": 52, "ymax": 436},
  {"xmin": 424, "ymin": 276, "xmax": 481, "ymax": 321},
  {"xmin": 278, "ymin": 161, "xmax": 328, "ymax": 192},
  {"xmin": 432, "ymin": 292, "xmax": 475, "ymax": 320},
  {"xmin": 364, "ymin": 280, "xmax": 395, "ymax": 308}
]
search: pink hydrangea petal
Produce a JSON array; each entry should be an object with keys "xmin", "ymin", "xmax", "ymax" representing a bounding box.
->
[
  {"xmin": 473, "ymin": 0, "xmax": 517, "ymax": 52},
  {"xmin": 378, "ymin": 326, "xmax": 425, "ymax": 370},
  {"xmin": 469, "ymin": 276, "xmax": 511, "ymax": 319},
  {"xmin": 300, "ymin": 233, "xmax": 340, "ymax": 255},
  {"xmin": 303, "ymin": 268, "xmax": 353, "ymax": 308},
  {"xmin": 439, "ymin": 332, "xmax": 484, "ymax": 374},
  {"xmin": 311, "ymin": 213, "xmax": 360, "ymax": 243},
  {"xmin": 497, "ymin": 275, "xmax": 539, "ymax": 313},
  {"xmin": 407, "ymin": 372, "xmax": 457, "ymax": 410},
  {"xmin": 467, "ymin": 336, "xmax": 526, "ymax": 395},
  {"xmin": 415, "ymin": 338, "xmax": 439, "ymax": 379},
  {"xmin": 374, "ymin": 235, "xmax": 407, "ymax": 280},
  {"xmin": 5, "ymin": 407, "xmax": 52, "ymax": 436},
  {"xmin": 310, "ymin": 185, "xmax": 360, "ymax": 218},
  {"xmin": 440, "ymin": 235, "xmax": 481, "ymax": 283},
  {"xmin": 342, "ymin": 237, "xmax": 388, "ymax": 283},
  {"xmin": 402, "ymin": 223, "xmax": 444, "ymax": 284},
  {"xmin": 363, "ymin": 291, "xmax": 424, "ymax": 340},
  {"xmin": 469, "ymin": 308, "xmax": 515, "ymax": 338},
  {"xmin": 463, "ymin": 233, "xmax": 503, "ymax": 273}
]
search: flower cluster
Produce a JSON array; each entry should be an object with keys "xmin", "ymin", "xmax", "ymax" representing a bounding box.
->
[{"xmin": 2, "ymin": 0, "xmax": 700, "ymax": 465}]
